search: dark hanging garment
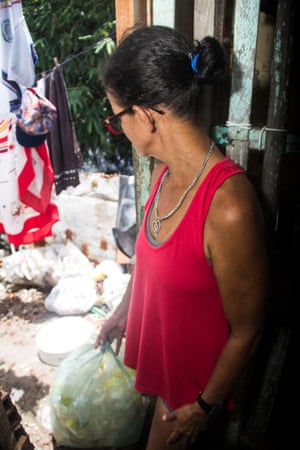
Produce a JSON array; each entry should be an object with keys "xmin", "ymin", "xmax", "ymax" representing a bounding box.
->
[{"xmin": 45, "ymin": 65, "xmax": 82, "ymax": 194}]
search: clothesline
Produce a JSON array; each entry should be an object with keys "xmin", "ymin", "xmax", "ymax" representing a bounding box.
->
[{"xmin": 39, "ymin": 34, "xmax": 114, "ymax": 79}]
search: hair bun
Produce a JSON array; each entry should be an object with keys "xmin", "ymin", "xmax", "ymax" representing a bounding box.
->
[{"xmin": 191, "ymin": 36, "xmax": 226, "ymax": 85}]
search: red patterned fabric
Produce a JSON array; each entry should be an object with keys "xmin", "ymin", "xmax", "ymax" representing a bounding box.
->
[{"xmin": 0, "ymin": 116, "xmax": 59, "ymax": 245}]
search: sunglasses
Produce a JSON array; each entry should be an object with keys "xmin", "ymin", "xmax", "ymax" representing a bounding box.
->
[{"xmin": 103, "ymin": 105, "xmax": 165, "ymax": 135}]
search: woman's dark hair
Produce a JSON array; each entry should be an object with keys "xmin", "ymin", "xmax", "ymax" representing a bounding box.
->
[{"xmin": 103, "ymin": 25, "xmax": 226, "ymax": 123}]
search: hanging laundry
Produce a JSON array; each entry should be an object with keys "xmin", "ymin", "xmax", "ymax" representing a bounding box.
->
[
  {"xmin": 0, "ymin": 116, "xmax": 59, "ymax": 246},
  {"xmin": 0, "ymin": 0, "xmax": 38, "ymax": 118},
  {"xmin": 45, "ymin": 65, "xmax": 82, "ymax": 195},
  {"xmin": 0, "ymin": 2, "xmax": 59, "ymax": 247}
]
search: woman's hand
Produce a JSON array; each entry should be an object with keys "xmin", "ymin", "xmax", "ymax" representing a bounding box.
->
[
  {"xmin": 94, "ymin": 313, "xmax": 126, "ymax": 355},
  {"xmin": 94, "ymin": 273, "xmax": 133, "ymax": 354},
  {"xmin": 162, "ymin": 401, "xmax": 209, "ymax": 447}
]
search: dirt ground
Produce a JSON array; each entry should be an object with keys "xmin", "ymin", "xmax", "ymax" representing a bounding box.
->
[{"xmin": 0, "ymin": 282, "xmax": 104, "ymax": 450}]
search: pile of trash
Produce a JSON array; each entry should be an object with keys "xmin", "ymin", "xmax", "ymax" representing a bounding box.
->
[
  {"xmin": 0, "ymin": 240, "xmax": 130, "ymax": 316},
  {"xmin": 0, "ymin": 240, "xmax": 148, "ymax": 448}
]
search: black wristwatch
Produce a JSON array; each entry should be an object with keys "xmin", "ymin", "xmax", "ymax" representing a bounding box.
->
[{"xmin": 197, "ymin": 392, "xmax": 223, "ymax": 417}]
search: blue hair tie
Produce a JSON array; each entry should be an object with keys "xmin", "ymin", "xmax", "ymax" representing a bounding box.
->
[{"xmin": 191, "ymin": 54, "xmax": 200, "ymax": 73}]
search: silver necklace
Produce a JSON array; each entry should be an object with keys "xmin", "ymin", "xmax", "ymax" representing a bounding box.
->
[{"xmin": 152, "ymin": 140, "xmax": 215, "ymax": 239}]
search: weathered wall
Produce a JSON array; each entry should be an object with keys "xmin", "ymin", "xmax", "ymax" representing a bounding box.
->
[{"xmin": 49, "ymin": 172, "xmax": 120, "ymax": 262}]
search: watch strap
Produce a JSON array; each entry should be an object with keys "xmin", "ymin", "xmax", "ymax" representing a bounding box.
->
[{"xmin": 197, "ymin": 392, "xmax": 222, "ymax": 416}]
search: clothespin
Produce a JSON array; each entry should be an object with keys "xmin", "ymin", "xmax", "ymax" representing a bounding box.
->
[{"xmin": 53, "ymin": 57, "xmax": 59, "ymax": 67}]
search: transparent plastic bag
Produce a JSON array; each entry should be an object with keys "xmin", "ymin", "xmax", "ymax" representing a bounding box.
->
[{"xmin": 50, "ymin": 342, "xmax": 147, "ymax": 448}]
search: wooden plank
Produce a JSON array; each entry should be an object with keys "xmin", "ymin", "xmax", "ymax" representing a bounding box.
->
[
  {"xmin": 245, "ymin": 327, "xmax": 291, "ymax": 443},
  {"xmin": 115, "ymin": 0, "xmax": 148, "ymax": 42},
  {"xmin": 153, "ymin": 0, "xmax": 193, "ymax": 36},
  {"xmin": 227, "ymin": 0, "xmax": 260, "ymax": 123},
  {"xmin": 114, "ymin": 0, "xmax": 149, "ymax": 229},
  {"xmin": 231, "ymin": 3, "xmax": 295, "ymax": 446},
  {"xmin": 133, "ymin": 154, "xmax": 153, "ymax": 229},
  {"xmin": 261, "ymin": 0, "xmax": 296, "ymax": 230},
  {"xmin": 175, "ymin": 0, "xmax": 194, "ymax": 39},
  {"xmin": 225, "ymin": 0, "xmax": 260, "ymax": 169},
  {"xmin": 214, "ymin": 0, "xmax": 226, "ymax": 42},
  {"xmin": 133, "ymin": 0, "xmax": 177, "ymax": 228},
  {"xmin": 193, "ymin": 1, "xmax": 218, "ymax": 133},
  {"xmin": 153, "ymin": 0, "xmax": 175, "ymax": 27},
  {"xmin": 194, "ymin": 0, "xmax": 216, "ymax": 39},
  {"xmin": 213, "ymin": 0, "xmax": 229, "ymax": 126}
]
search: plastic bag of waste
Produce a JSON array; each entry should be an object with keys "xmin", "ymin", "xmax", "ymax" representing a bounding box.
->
[
  {"xmin": 50, "ymin": 342, "xmax": 147, "ymax": 448},
  {"xmin": 0, "ymin": 241, "xmax": 93, "ymax": 288},
  {"xmin": 45, "ymin": 276, "xmax": 97, "ymax": 315}
]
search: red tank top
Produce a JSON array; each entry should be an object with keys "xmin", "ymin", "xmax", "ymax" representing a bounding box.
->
[{"xmin": 124, "ymin": 157, "xmax": 244, "ymax": 409}]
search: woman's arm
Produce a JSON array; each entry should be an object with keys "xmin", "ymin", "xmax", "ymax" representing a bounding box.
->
[
  {"xmin": 163, "ymin": 174, "xmax": 269, "ymax": 446},
  {"xmin": 94, "ymin": 271, "xmax": 133, "ymax": 354},
  {"xmin": 201, "ymin": 173, "xmax": 269, "ymax": 406}
]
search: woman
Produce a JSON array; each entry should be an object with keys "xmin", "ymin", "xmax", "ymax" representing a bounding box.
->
[{"xmin": 95, "ymin": 25, "xmax": 268, "ymax": 450}]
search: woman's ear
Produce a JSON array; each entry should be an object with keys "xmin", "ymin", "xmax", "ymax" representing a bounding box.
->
[{"xmin": 133, "ymin": 106, "xmax": 156, "ymax": 133}]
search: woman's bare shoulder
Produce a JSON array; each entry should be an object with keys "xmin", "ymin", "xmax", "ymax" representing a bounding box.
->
[
  {"xmin": 211, "ymin": 173, "xmax": 263, "ymax": 225},
  {"xmin": 204, "ymin": 173, "xmax": 266, "ymax": 265}
]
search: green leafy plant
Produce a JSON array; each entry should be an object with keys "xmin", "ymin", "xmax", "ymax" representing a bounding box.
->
[{"xmin": 23, "ymin": 0, "xmax": 132, "ymax": 172}]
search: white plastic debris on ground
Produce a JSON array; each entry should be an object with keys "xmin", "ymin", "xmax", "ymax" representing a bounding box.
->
[
  {"xmin": 44, "ymin": 276, "xmax": 98, "ymax": 315},
  {"xmin": 92, "ymin": 259, "xmax": 131, "ymax": 311},
  {"xmin": 44, "ymin": 259, "xmax": 130, "ymax": 316},
  {"xmin": 49, "ymin": 172, "xmax": 120, "ymax": 262},
  {"xmin": 0, "ymin": 240, "xmax": 94, "ymax": 289}
]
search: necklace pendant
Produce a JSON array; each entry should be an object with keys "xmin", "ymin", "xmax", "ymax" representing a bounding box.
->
[
  {"xmin": 150, "ymin": 139, "xmax": 215, "ymax": 240},
  {"xmin": 152, "ymin": 217, "xmax": 161, "ymax": 239}
]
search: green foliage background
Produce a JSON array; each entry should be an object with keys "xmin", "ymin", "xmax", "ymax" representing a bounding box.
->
[{"xmin": 23, "ymin": 0, "xmax": 132, "ymax": 172}]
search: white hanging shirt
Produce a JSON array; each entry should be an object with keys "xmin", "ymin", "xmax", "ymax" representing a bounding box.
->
[{"xmin": 0, "ymin": 0, "xmax": 38, "ymax": 118}]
